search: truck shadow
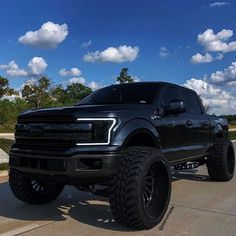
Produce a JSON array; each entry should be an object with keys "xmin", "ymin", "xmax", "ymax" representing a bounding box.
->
[
  {"xmin": 0, "ymin": 182, "xmax": 131, "ymax": 232},
  {"xmin": 0, "ymin": 167, "xmax": 217, "ymax": 232}
]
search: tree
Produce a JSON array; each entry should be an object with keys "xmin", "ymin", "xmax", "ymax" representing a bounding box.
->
[
  {"xmin": 117, "ymin": 68, "xmax": 134, "ymax": 84},
  {"xmin": 65, "ymin": 83, "xmax": 92, "ymax": 105},
  {"xmin": 0, "ymin": 76, "xmax": 17, "ymax": 99},
  {"xmin": 51, "ymin": 85, "xmax": 67, "ymax": 105},
  {"xmin": 22, "ymin": 76, "xmax": 52, "ymax": 108}
]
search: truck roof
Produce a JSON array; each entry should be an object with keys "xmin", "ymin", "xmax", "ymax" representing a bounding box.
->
[{"xmin": 110, "ymin": 81, "xmax": 192, "ymax": 91}]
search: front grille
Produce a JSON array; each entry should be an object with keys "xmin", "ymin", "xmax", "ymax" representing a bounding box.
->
[
  {"xmin": 14, "ymin": 139, "xmax": 73, "ymax": 151},
  {"xmin": 14, "ymin": 115, "xmax": 113, "ymax": 151},
  {"xmin": 18, "ymin": 115, "xmax": 74, "ymax": 124}
]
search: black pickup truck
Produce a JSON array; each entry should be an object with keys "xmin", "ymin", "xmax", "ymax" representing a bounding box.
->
[{"xmin": 9, "ymin": 82, "xmax": 235, "ymax": 230}]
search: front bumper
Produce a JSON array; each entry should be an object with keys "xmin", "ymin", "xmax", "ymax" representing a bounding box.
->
[{"xmin": 9, "ymin": 149, "xmax": 122, "ymax": 185}]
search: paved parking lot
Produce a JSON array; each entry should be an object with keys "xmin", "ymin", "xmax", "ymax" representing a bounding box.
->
[{"xmin": 0, "ymin": 143, "xmax": 235, "ymax": 236}]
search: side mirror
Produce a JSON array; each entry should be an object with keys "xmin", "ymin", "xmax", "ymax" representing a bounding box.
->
[{"xmin": 167, "ymin": 100, "xmax": 186, "ymax": 115}]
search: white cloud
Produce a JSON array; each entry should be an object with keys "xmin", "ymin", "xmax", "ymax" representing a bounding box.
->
[
  {"xmin": 190, "ymin": 53, "xmax": 214, "ymax": 64},
  {"xmin": 210, "ymin": 62, "xmax": 236, "ymax": 84},
  {"xmin": 59, "ymin": 67, "xmax": 82, "ymax": 77},
  {"xmin": 88, "ymin": 81, "xmax": 102, "ymax": 90},
  {"xmin": 28, "ymin": 57, "xmax": 47, "ymax": 75},
  {"xmin": 81, "ymin": 40, "xmax": 92, "ymax": 48},
  {"xmin": 83, "ymin": 45, "xmax": 139, "ymax": 63},
  {"xmin": 184, "ymin": 78, "xmax": 236, "ymax": 115},
  {"xmin": 0, "ymin": 57, "xmax": 47, "ymax": 77},
  {"xmin": 209, "ymin": 2, "xmax": 229, "ymax": 7},
  {"xmin": 159, "ymin": 47, "xmax": 169, "ymax": 58},
  {"xmin": 18, "ymin": 21, "xmax": 68, "ymax": 49},
  {"xmin": 197, "ymin": 29, "xmax": 236, "ymax": 53},
  {"xmin": 68, "ymin": 77, "xmax": 86, "ymax": 85},
  {"xmin": 0, "ymin": 60, "xmax": 28, "ymax": 77},
  {"xmin": 132, "ymin": 76, "xmax": 141, "ymax": 82}
]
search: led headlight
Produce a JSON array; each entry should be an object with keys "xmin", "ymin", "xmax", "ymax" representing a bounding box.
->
[{"xmin": 76, "ymin": 118, "xmax": 116, "ymax": 145}]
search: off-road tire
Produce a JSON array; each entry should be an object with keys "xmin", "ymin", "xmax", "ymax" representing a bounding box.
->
[
  {"xmin": 109, "ymin": 146, "xmax": 171, "ymax": 230},
  {"xmin": 9, "ymin": 168, "xmax": 64, "ymax": 204},
  {"xmin": 207, "ymin": 138, "xmax": 235, "ymax": 181}
]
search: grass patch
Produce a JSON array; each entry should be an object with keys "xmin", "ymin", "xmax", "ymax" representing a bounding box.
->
[
  {"xmin": 229, "ymin": 131, "xmax": 236, "ymax": 140},
  {"xmin": 0, "ymin": 163, "xmax": 8, "ymax": 171},
  {"xmin": 0, "ymin": 138, "xmax": 14, "ymax": 154},
  {"xmin": 0, "ymin": 124, "xmax": 15, "ymax": 133}
]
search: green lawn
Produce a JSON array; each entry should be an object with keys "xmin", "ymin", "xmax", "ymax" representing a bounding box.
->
[
  {"xmin": 0, "ymin": 124, "xmax": 15, "ymax": 133},
  {"xmin": 0, "ymin": 138, "xmax": 13, "ymax": 171},
  {"xmin": 229, "ymin": 131, "xmax": 236, "ymax": 140}
]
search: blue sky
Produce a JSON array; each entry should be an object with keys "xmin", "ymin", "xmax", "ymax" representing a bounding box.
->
[{"xmin": 1, "ymin": 0, "xmax": 236, "ymax": 114}]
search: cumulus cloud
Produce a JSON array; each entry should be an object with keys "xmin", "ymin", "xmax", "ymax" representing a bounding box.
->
[
  {"xmin": 81, "ymin": 40, "xmax": 92, "ymax": 48},
  {"xmin": 59, "ymin": 67, "xmax": 82, "ymax": 77},
  {"xmin": 68, "ymin": 77, "xmax": 86, "ymax": 85},
  {"xmin": 210, "ymin": 62, "xmax": 236, "ymax": 84},
  {"xmin": 0, "ymin": 60, "xmax": 28, "ymax": 77},
  {"xmin": 198, "ymin": 29, "xmax": 236, "ymax": 53},
  {"xmin": 209, "ymin": 2, "xmax": 229, "ymax": 7},
  {"xmin": 190, "ymin": 53, "xmax": 214, "ymax": 64},
  {"xmin": 0, "ymin": 57, "xmax": 47, "ymax": 77},
  {"xmin": 83, "ymin": 45, "xmax": 139, "ymax": 63},
  {"xmin": 184, "ymin": 78, "xmax": 236, "ymax": 115},
  {"xmin": 18, "ymin": 21, "xmax": 68, "ymax": 49},
  {"xmin": 159, "ymin": 47, "xmax": 169, "ymax": 58},
  {"xmin": 88, "ymin": 81, "xmax": 102, "ymax": 90},
  {"xmin": 28, "ymin": 57, "xmax": 47, "ymax": 75},
  {"xmin": 191, "ymin": 28, "xmax": 236, "ymax": 64}
]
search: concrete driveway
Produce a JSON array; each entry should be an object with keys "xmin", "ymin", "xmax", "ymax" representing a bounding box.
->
[{"xmin": 0, "ymin": 143, "xmax": 235, "ymax": 236}]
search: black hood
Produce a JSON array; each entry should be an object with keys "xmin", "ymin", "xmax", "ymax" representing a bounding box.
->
[{"xmin": 19, "ymin": 104, "xmax": 152, "ymax": 119}]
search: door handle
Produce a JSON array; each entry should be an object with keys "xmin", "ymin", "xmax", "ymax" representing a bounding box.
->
[{"xmin": 186, "ymin": 120, "xmax": 193, "ymax": 126}]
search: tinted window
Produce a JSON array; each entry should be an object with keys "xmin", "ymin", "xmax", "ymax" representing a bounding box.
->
[
  {"xmin": 77, "ymin": 84, "xmax": 159, "ymax": 105},
  {"xmin": 161, "ymin": 87, "xmax": 181, "ymax": 107},
  {"xmin": 181, "ymin": 90, "xmax": 202, "ymax": 114}
]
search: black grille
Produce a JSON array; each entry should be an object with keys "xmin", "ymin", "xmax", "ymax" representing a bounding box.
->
[
  {"xmin": 18, "ymin": 116, "xmax": 74, "ymax": 124},
  {"xmin": 14, "ymin": 139, "xmax": 73, "ymax": 151}
]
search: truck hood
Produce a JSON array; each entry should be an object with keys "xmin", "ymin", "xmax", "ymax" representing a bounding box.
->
[{"xmin": 20, "ymin": 104, "xmax": 152, "ymax": 118}]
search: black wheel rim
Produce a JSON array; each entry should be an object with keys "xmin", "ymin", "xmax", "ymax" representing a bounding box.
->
[
  {"xmin": 141, "ymin": 161, "xmax": 170, "ymax": 220},
  {"xmin": 31, "ymin": 180, "xmax": 50, "ymax": 194},
  {"xmin": 143, "ymin": 168, "xmax": 155, "ymax": 208}
]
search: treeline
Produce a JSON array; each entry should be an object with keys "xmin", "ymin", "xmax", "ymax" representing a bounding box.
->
[
  {"xmin": 225, "ymin": 115, "xmax": 236, "ymax": 126},
  {"xmin": 0, "ymin": 76, "xmax": 93, "ymax": 130},
  {"xmin": 1, "ymin": 69, "xmax": 236, "ymax": 131},
  {"xmin": 0, "ymin": 68, "xmax": 136, "ymax": 131}
]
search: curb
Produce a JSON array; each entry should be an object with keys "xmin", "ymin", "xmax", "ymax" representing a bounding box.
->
[
  {"xmin": 0, "ymin": 170, "xmax": 8, "ymax": 177},
  {"xmin": 0, "ymin": 148, "xmax": 9, "ymax": 164}
]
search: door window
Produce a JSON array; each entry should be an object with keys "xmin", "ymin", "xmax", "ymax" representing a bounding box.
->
[
  {"xmin": 161, "ymin": 87, "xmax": 181, "ymax": 108},
  {"xmin": 181, "ymin": 90, "xmax": 202, "ymax": 114}
]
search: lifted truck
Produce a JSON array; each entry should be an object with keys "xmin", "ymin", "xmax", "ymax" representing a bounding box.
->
[{"xmin": 9, "ymin": 82, "xmax": 235, "ymax": 230}]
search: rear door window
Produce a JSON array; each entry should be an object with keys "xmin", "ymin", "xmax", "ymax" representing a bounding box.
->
[{"xmin": 181, "ymin": 90, "xmax": 202, "ymax": 114}]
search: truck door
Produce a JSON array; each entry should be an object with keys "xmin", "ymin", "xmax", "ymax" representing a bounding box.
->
[
  {"xmin": 180, "ymin": 88, "xmax": 210, "ymax": 156},
  {"xmin": 154, "ymin": 86, "xmax": 192, "ymax": 162}
]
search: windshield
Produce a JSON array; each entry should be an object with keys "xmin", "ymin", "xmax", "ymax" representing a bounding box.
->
[{"xmin": 77, "ymin": 83, "xmax": 159, "ymax": 105}]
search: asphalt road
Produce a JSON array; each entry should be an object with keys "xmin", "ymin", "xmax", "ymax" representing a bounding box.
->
[{"xmin": 0, "ymin": 143, "xmax": 235, "ymax": 236}]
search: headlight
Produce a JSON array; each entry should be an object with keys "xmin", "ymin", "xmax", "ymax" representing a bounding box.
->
[{"xmin": 76, "ymin": 118, "xmax": 116, "ymax": 145}]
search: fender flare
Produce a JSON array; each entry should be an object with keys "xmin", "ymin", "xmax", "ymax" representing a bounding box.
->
[
  {"xmin": 113, "ymin": 118, "xmax": 160, "ymax": 148},
  {"xmin": 213, "ymin": 123, "xmax": 224, "ymax": 138}
]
